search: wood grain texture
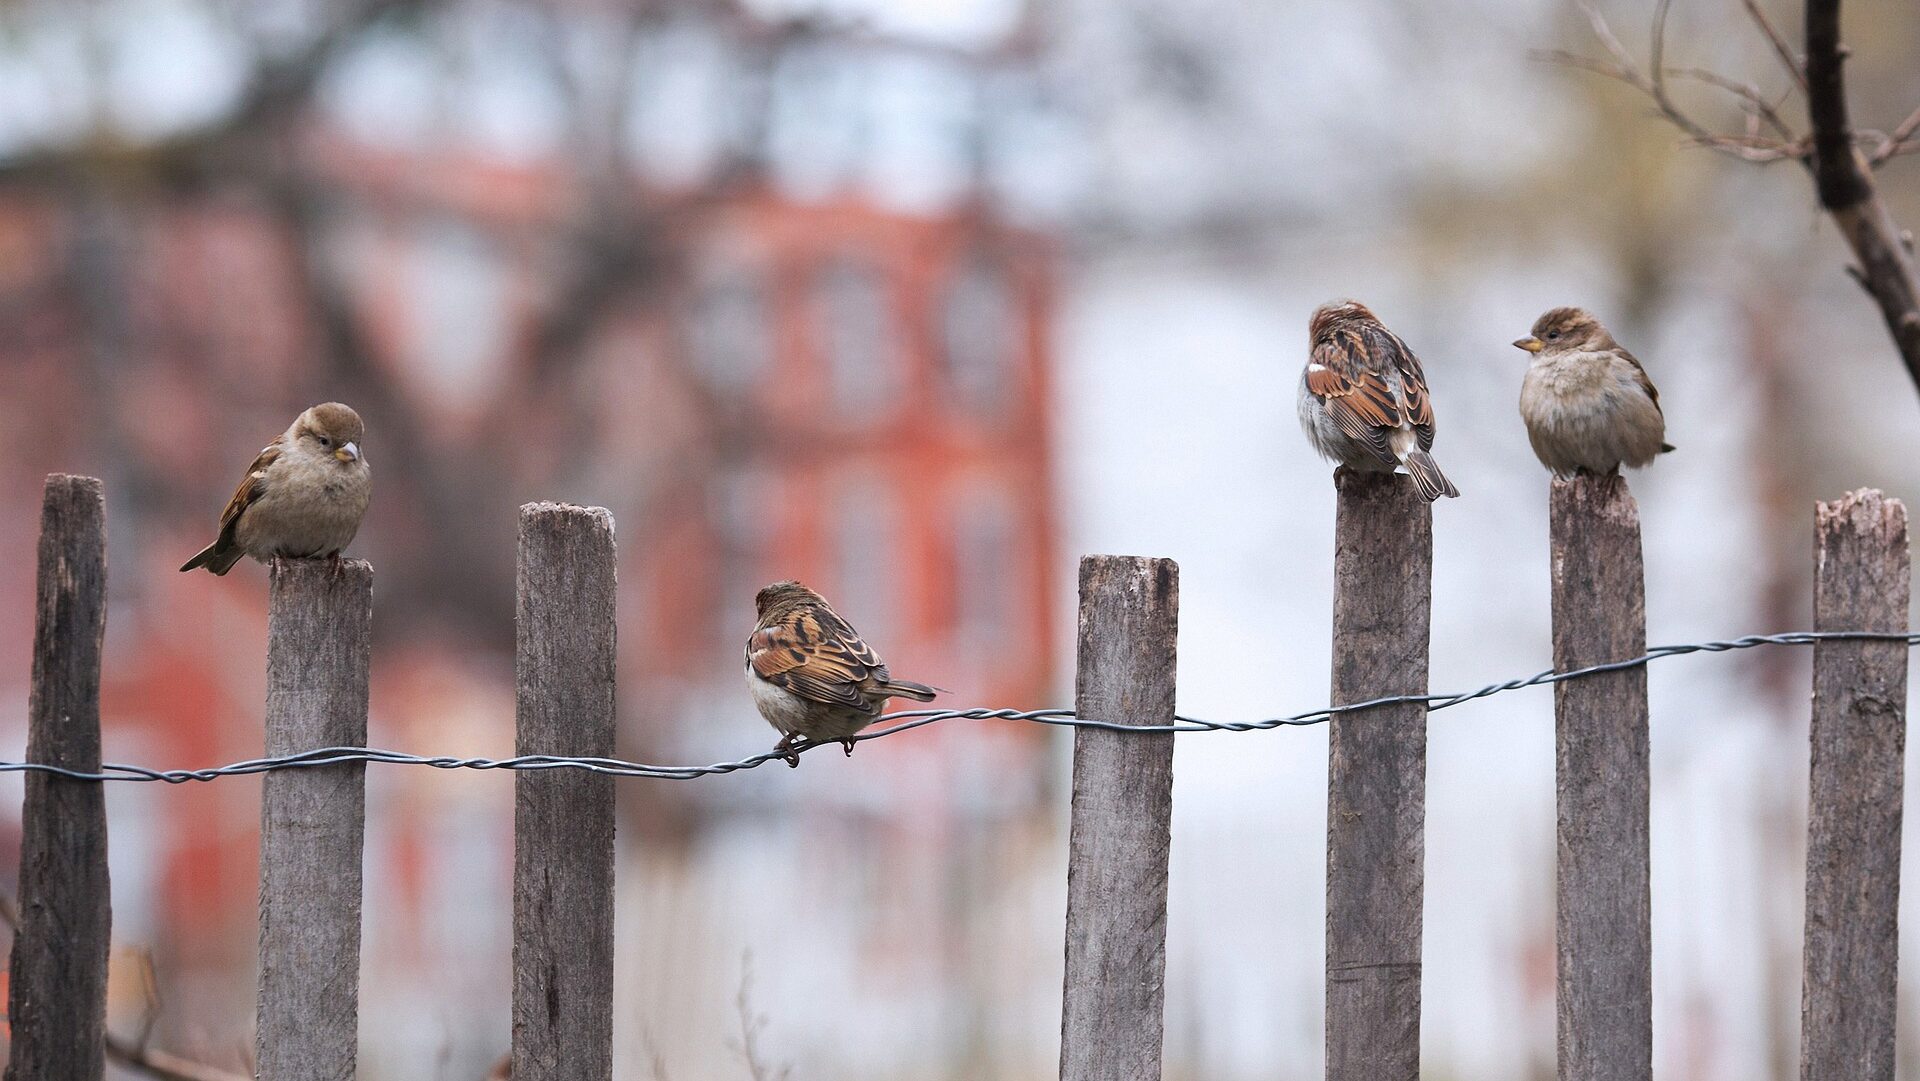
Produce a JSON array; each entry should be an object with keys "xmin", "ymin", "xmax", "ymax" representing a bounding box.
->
[
  {"xmin": 6, "ymin": 475, "xmax": 111, "ymax": 1081},
  {"xmin": 1549, "ymin": 473, "xmax": 1651, "ymax": 1081},
  {"xmin": 513, "ymin": 504, "xmax": 617, "ymax": 1081},
  {"xmin": 1801, "ymin": 489, "xmax": 1908, "ymax": 1081},
  {"xmin": 1325, "ymin": 469, "xmax": 1431, "ymax": 1081},
  {"xmin": 1059, "ymin": 555, "xmax": 1178, "ymax": 1081},
  {"xmin": 256, "ymin": 557, "xmax": 373, "ymax": 1081}
]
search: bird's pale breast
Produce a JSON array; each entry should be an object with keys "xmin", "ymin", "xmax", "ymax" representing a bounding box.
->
[
  {"xmin": 1520, "ymin": 351, "xmax": 1664, "ymax": 474},
  {"xmin": 236, "ymin": 452, "xmax": 371, "ymax": 560}
]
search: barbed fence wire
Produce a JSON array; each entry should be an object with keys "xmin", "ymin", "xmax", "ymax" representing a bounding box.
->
[{"xmin": 3, "ymin": 630, "xmax": 1912, "ymax": 784}]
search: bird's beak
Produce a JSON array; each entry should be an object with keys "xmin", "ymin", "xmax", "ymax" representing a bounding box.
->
[
  {"xmin": 335, "ymin": 442, "xmax": 360, "ymax": 463},
  {"xmin": 1513, "ymin": 338, "xmax": 1544, "ymax": 353}
]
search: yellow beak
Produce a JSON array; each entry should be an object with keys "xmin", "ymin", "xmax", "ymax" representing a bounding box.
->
[
  {"xmin": 1513, "ymin": 338, "xmax": 1544, "ymax": 353},
  {"xmin": 334, "ymin": 441, "xmax": 360, "ymax": 463}
]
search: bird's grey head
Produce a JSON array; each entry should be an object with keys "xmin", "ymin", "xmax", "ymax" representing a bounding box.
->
[
  {"xmin": 1516, "ymin": 307, "xmax": 1612, "ymax": 356},
  {"xmin": 296, "ymin": 402, "xmax": 366, "ymax": 465}
]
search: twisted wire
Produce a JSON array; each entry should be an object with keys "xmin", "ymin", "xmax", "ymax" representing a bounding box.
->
[{"xmin": 2, "ymin": 631, "xmax": 1911, "ymax": 783}]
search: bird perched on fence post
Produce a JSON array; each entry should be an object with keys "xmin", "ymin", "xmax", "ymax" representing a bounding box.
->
[
  {"xmin": 180, "ymin": 402, "xmax": 371, "ymax": 575},
  {"xmin": 1298, "ymin": 300, "xmax": 1460, "ymax": 501},
  {"xmin": 745, "ymin": 580, "xmax": 941, "ymax": 767},
  {"xmin": 1513, "ymin": 307, "xmax": 1673, "ymax": 477}
]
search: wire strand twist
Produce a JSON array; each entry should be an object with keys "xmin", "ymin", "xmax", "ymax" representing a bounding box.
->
[{"xmin": 3, "ymin": 631, "xmax": 1910, "ymax": 783}]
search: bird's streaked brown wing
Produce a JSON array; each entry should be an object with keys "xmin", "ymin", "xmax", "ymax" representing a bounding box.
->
[
  {"xmin": 1378, "ymin": 324, "xmax": 1439, "ymax": 451},
  {"xmin": 747, "ymin": 604, "xmax": 890, "ymax": 713},
  {"xmin": 1305, "ymin": 327, "xmax": 1401, "ymax": 466},
  {"xmin": 214, "ymin": 440, "xmax": 282, "ymax": 545}
]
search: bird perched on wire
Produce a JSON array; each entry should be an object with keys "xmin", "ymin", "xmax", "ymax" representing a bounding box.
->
[
  {"xmin": 1513, "ymin": 307, "xmax": 1673, "ymax": 477},
  {"xmin": 180, "ymin": 402, "xmax": 370, "ymax": 575},
  {"xmin": 745, "ymin": 580, "xmax": 941, "ymax": 767},
  {"xmin": 1298, "ymin": 300, "xmax": 1460, "ymax": 501}
]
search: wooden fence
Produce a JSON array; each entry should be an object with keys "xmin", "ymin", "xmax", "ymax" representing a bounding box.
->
[{"xmin": 3, "ymin": 470, "xmax": 1911, "ymax": 1081}]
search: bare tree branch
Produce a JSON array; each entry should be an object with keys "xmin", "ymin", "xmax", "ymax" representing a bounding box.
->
[
  {"xmin": 1546, "ymin": 0, "xmax": 1920, "ymax": 397},
  {"xmin": 0, "ymin": 0, "xmax": 431, "ymax": 191},
  {"xmin": 1870, "ymin": 104, "xmax": 1920, "ymax": 164},
  {"xmin": 731, "ymin": 955, "xmax": 793, "ymax": 1081},
  {"xmin": 104, "ymin": 1038, "xmax": 252, "ymax": 1081},
  {"xmin": 1532, "ymin": 47, "xmax": 1805, "ymax": 162},
  {"xmin": 1742, "ymin": 0, "xmax": 1808, "ymax": 90},
  {"xmin": 1664, "ymin": 67, "xmax": 1798, "ymax": 142},
  {"xmin": 0, "ymin": 892, "xmax": 250, "ymax": 1081},
  {"xmin": 1803, "ymin": 0, "xmax": 1920, "ymax": 388}
]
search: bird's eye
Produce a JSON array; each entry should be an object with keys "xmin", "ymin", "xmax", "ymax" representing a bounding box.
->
[
  {"xmin": 316, "ymin": 435, "xmax": 332, "ymax": 448},
  {"xmin": 1546, "ymin": 331, "xmax": 1560, "ymax": 340}
]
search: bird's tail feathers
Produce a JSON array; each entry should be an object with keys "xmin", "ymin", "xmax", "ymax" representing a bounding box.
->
[
  {"xmin": 878, "ymin": 679, "xmax": 941, "ymax": 703},
  {"xmin": 180, "ymin": 542, "xmax": 243, "ymax": 575},
  {"xmin": 1403, "ymin": 450, "xmax": 1460, "ymax": 502}
]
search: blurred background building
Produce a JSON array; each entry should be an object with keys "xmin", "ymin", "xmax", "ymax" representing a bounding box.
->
[{"xmin": 2, "ymin": 0, "xmax": 1920, "ymax": 1078}]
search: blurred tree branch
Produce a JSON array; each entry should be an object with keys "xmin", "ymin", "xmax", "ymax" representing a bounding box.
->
[
  {"xmin": 0, "ymin": 892, "xmax": 250, "ymax": 1081},
  {"xmin": 0, "ymin": 0, "xmax": 806, "ymax": 633},
  {"xmin": 0, "ymin": 0, "xmax": 430, "ymax": 192},
  {"xmin": 1540, "ymin": 0, "xmax": 1920, "ymax": 398}
]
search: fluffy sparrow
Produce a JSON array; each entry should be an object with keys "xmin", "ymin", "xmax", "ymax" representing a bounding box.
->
[
  {"xmin": 1298, "ymin": 300, "xmax": 1460, "ymax": 501},
  {"xmin": 745, "ymin": 580, "xmax": 940, "ymax": 767},
  {"xmin": 180, "ymin": 402, "xmax": 371, "ymax": 575},
  {"xmin": 1513, "ymin": 308, "xmax": 1673, "ymax": 477}
]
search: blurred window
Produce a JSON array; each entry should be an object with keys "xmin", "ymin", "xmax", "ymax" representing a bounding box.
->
[
  {"xmin": 712, "ymin": 467, "xmax": 770, "ymax": 654},
  {"xmin": 941, "ymin": 255, "xmax": 1017, "ymax": 412},
  {"xmin": 688, "ymin": 272, "xmax": 770, "ymax": 390},
  {"xmin": 816, "ymin": 257, "xmax": 901, "ymax": 413},
  {"xmin": 834, "ymin": 478, "xmax": 900, "ymax": 645},
  {"xmin": 953, "ymin": 492, "xmax": 1018, "ymax": 666}
]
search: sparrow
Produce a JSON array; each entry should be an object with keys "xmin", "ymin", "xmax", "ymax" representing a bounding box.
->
[
  {"xmin": 1513, "ymin": 307, "xmax": 1673, "ymax": 477},
  {"xmin": 180, "ymin": 402, "xmax": 371, "ymax": 575},
  {"xmin": 745, "ymin": 580, "xmax": 941, "ymax": 767},
  {"xmin": 1298, "ymin": 300, "xmax": 1460, "ymax": 501}
]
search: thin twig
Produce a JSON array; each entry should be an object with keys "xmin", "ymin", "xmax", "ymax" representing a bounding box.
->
[
  {"xmin": 1741, "ymin": 0, "xmax": 1808, "ymax": 90},
  {"xmin": 1545, "ymin": 2, "xmax": 1805, "ymax": 164},
  {"xmin": 1544, "ymin": 3, "xmax": 1820, "ymax": 167},
  {"xmin": 732, "ymin": 956, "xmax": 793, "ymax": 1081},
  {"xmin": 1663, "ymin": 66, "xmax": 1798, "ymax": 142},
  {"xmin": 1870, "ymin": 104, "xmax": 1920, "ymax": 164}
]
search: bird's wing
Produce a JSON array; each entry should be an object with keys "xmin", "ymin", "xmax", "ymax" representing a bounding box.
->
[
  {"xmin": 747, "ymin": 604, "xmax": 888, "ymax": 712},
  {"xmin": 215, "ymin": 439, "xmax": 282, "ymax": 543},
  {"xmin": 1305, "ymin": 327, "xmax": 1402, "ymax": 466},
  {"xmin": 1614, "ymin": 346, "xmax": 1664, "ymax": 413},
  {"xmin": 1379, "ymin": 324, "xmax": 1439, "ymax": 452}
]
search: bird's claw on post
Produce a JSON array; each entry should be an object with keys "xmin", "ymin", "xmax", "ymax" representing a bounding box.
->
[
  {"xmin": 775, "ymin": 735, "xmax": 800, "ymax": 768},
  {"xmin": 841, "ymin": 739, "xmax": 856, "ymax": 757}
]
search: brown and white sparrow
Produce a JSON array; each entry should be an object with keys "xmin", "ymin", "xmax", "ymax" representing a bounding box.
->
[
  {"xmin": 180, "ymin": 402, "xmax": 371, "ymax": 575},
  {"xmin": 1513, "ymin": 308, "xmax": 1673, "ymax": 477},
  {"xmin": 1298, "ymin": 300, "xmax": 1460, "ymax": 501},
  {"xmin": 745, "ymin": 580, "xmax": 940, "ymax": 767}
]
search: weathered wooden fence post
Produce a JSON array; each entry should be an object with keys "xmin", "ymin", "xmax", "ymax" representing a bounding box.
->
[
  {"xmin": 1324, "ymin": 470, "xmax": 1431, "ymax": 1081},
  {"xmin": 513, "ymin": 504, "xmax": 617, "ymax": 1081},
  {"xmin": 6, "ymin": 475, "xmax": 111, "ymax": 1081},
  {"xmin": 1549, "ymin": 473, "xmax": 1652, "ymax": 1081},
  {"xmin": 1801, "ymin": 489, "xmax": 1908, "ymax": 1081},
  {"xmin": 256, "ymin": 557, "xmax": 374, "ymax": 1081},
  {"xmin": 1059, "ymin": 555, "xmax": 1178, "ymax": 1081}
]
